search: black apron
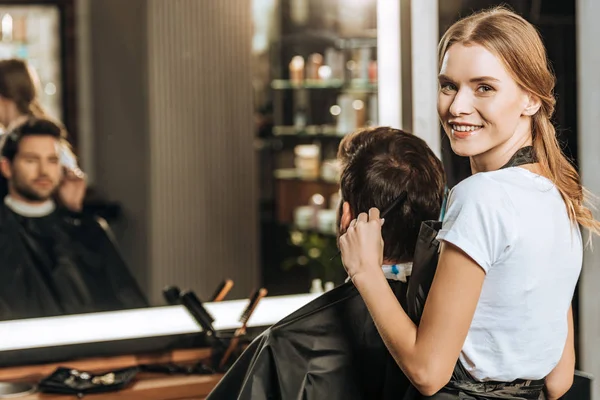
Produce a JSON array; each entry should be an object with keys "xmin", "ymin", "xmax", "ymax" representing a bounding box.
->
[{"xmin": 407, "ymin": 146, "xmax": 546, "ymax": 400}]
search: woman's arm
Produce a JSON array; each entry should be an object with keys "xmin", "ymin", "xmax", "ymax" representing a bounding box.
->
[
  {"xmin": 545, "ymin": 306, "xmax": 575, "ymax": 400},
  {"xmin": 340, "ymin": 209, "xmax": 485, "ymax": 395}
]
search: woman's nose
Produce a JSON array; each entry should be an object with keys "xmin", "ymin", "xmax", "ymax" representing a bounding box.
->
[{"xmin": 448, "ymin": 90, "xmax": 474, "ymax": 116}]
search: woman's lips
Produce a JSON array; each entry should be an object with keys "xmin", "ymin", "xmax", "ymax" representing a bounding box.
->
[{"xmin": 450, "ymin": 124, "xmax": 483, "ymax": 139}]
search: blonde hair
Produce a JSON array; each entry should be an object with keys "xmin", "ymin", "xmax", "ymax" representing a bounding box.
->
[{"xmin": 439, "ymin": 6, "xmax": 600, "ymax": 237}]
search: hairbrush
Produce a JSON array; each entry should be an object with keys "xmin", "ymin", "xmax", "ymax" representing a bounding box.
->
[
  {"xmin": 218, "ymin": 288, "xmax": 268, "ymax": 369},
  {"xmin": 210, "ymin": 279, "xmax": 234, "ymax": 302}
]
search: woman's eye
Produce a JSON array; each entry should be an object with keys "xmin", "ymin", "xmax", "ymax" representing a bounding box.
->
[
  {"xmin": 440, "ymin": 83, "xmax": 456, "ymax": 92},
  {"xmin": 477, "ymin": 85, "xmax": 494, "ymax": 92}
]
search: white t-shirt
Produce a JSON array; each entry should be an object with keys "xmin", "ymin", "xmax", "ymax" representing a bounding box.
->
[{"xmin": 436, "ymin": 167, "xmax": 582, "ymax": 382}]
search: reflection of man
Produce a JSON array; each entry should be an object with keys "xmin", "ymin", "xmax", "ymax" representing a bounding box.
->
[{"xmin": 0, "ymin": 118, "xmax": 147, "ymax": 320}]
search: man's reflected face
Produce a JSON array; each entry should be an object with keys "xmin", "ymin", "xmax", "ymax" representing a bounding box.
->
[{"xmin": 8, "ymin": 135, "xmax": 62, "ymax": 202}]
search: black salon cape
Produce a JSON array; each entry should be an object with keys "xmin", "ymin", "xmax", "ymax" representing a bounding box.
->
[
  {"xmin": 207, "ymin": 280, "xmax": 412, "ymax": 400},
  {"xmin": 0, "ymin": 204, "xmax": 148, "ymax": 320},
  {"xmin": 206, "ymin": 222, "xmax": 443, "ymax": 400}
]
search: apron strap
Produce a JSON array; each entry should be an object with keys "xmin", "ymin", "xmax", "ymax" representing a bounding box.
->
[{"xmin": 500, "ymin": 145, "xmax": 537, "ymax": 169}]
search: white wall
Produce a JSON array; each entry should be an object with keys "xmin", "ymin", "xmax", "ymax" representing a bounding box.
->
[
  {"xmin": 410, "ymin": 0, "xmax": 440, "ymax": 158},
  {"xmin": 376, "ymin": 0, "xmax": 441, "ymax": 158},
  {"xmin": 577, "ymin": 0, "xmax": 600, "ymax": 398}
]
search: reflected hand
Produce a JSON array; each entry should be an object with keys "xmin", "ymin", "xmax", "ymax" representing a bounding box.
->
[
  {"xmin": 58, "ymin": 168, "xmax": 87, "ymax": 212},
  {"xmin": 339, "ymin": 208, "xmax": 385, "ymax": 281}
]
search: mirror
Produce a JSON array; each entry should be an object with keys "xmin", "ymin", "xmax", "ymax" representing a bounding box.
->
[{"xmin": 0, "ymin": 0, "xmax": 577, "ymax": 363}]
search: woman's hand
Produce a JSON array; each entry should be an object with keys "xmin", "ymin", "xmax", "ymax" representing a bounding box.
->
[
  {"xmin": 58, "ymin": 167, "xmax": 87, "ymax": 212},
  {"xmin": 339, "ymin": 207, "xmax": 385, "ymax": 281}
]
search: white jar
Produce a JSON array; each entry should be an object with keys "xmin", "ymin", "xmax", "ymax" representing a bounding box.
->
[
  {"xmin": 294, "ymin": 206, "xmax": 314, "ymax": 230},
  {"xmin": 317, "ymin": 209, "xmax": 337, "ymax": 235},
  {"xmin": 294, "ymin": 144, "xmax": 320, "ymax": 179}
]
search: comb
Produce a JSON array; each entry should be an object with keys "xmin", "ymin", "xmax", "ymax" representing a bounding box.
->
[{"xmin": 330, "ymin": 192, "xmax": 408, "ymax": 261}]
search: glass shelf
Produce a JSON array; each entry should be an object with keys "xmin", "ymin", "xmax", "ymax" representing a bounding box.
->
[
  {"xmin": 277, "ymin": 31, "xmax": 377, "ymax": 51},
  {"xmin": 273, "ymin": 125, "xmax": 346, "ymax": 138},
  {"xmin": 274, "ymin": 168, "xmax": 339, "ymax": 185},
  {"xmin": 271, "ymin": 79, "xmax": 377, "ymax": 92},
  {"xmin": 271, "ymin": 79, "xmax": 343, "ymax": 89}
]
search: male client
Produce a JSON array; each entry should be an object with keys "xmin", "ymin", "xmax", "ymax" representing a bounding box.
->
[
  {"xmin": 0, "ymin": 118, "xmax": 147, "ymax": 320},
  {"xmin": 207, "ymin": 127, "xmax": 446, "ymax": 400}
]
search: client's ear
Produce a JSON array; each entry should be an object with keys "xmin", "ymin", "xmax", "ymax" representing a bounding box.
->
[
  {"xmin": 339, "ymin": 202, "xmax": 354, "ymax": 233},
  {"xmin": 0, "ymin": 157, "xmax": 11, "ymax": 180}
]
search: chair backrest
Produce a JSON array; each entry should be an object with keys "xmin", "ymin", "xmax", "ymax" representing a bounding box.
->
[{"xmin": 562, "ymin": 370, "xmax": 593, "ymax": 400}]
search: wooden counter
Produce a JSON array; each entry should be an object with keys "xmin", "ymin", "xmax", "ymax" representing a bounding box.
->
[{"xmin": 0, "ymin": 348, "xmax": 222, "ymax": 400}]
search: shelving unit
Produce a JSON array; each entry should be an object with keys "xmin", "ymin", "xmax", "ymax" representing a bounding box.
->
[{"xmin": 255, "ymin": 0, "xmax": 378, "ymax": 295}]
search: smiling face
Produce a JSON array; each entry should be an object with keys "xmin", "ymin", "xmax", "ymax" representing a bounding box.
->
[{"xmin": 437, "ymin": 43, "xmax": 539, "ymax": 168}]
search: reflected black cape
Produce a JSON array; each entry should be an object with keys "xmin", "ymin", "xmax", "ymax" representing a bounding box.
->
[{"xmin": 0, "ymin": 204, "xmax": 148, "ymax": 320}]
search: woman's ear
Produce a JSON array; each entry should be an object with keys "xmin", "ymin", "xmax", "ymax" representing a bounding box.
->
[
  {"xmin": 339, "ymin": 202, "xmax": 353, "ymax": 233},
  {"xmin": 522, "ymin": 93, "xmax": 542, "ymax": 116}
]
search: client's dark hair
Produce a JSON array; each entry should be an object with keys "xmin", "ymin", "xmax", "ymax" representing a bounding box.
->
[
  {"xmin": 338, "ymin": 127, "xmax": 446, "ymax": 263},
  {"xmin": 1, "ymin": 117, "xmax": 62, "ymax": 162}
]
